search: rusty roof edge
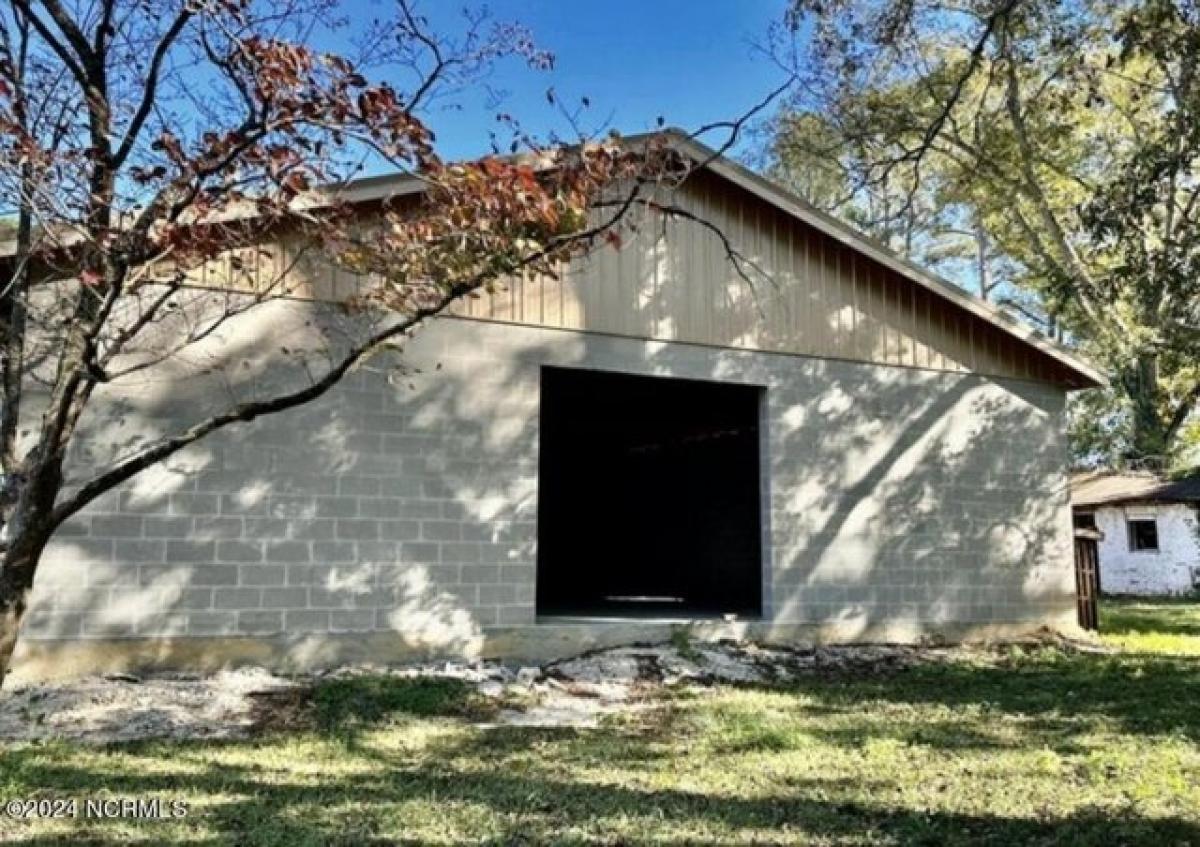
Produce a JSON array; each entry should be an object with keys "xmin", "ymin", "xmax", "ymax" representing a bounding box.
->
[
  {"xmin": 1074, "ymin": 493, "xmax": 1200, "ymax": 507},
  {"xmin": 1071, "ymin": 469, "xmax": 1200, "ymax": 506}
]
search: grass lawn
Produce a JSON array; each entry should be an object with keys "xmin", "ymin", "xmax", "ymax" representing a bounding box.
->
[
  {"xmin": 3, "ymin": 604, "xmax": 1200, "ymax": 845},
  {"xmin": 1100, "ymin": 596, "xmax": 1200, "ymax": 655}
]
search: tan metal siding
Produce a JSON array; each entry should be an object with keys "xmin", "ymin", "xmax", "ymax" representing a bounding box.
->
[
  {"xmin": 457, "ymin": 170, "xmax": 1033, "ymax": 379},
  {"xmin": 448, "ymin": 171, "xmax": 1077, "ymax": 383},
  {"xmin": 174, "ymin": 171, "xmax": 1076, "ymax": 385}
]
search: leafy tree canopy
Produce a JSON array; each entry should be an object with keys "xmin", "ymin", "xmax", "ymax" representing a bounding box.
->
[{"xmin": 770, "ymin": 0, "xmax": 1200, "ymax": 470}]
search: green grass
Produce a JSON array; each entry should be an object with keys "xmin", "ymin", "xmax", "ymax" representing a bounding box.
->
[
  {"xmin": 1100, "ymin": 595, "xmax": 1200, "ymax": 655},
  {"xmin": 312, "ymin": 676, "xmax": 497, "ymax": 731},
  {"xmin": 2, "ymin": 602, "xmax": 1200, "ymax": 845}
]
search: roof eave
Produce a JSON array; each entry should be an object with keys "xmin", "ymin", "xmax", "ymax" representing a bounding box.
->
[
  {"xmin": 651, "ymin": 130, "xmax": 1107, "ymax": 390},
  {"xmin": 0, "ymin": 130, "xmax": 1112, "ymax": 391},
  {"xmin": 1075, "ymin": 496, "xmax": 1199, "ymax": 508}
]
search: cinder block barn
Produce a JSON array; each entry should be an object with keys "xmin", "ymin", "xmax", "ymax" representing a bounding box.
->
[{"xmin": 13, "ymin": 133, "xmax": 1103, "ymax": 680}]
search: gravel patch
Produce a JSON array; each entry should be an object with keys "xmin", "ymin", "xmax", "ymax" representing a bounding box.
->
[
  {"xmin": 0, "ymin": 667, "xmax": 298, "ymax": 743},
  {"xmin": 0, "ymin": 634, "xmax": 1104, "ymax": 742}
]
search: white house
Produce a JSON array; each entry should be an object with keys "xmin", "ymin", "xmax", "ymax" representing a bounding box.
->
[{"xmin": 1072, "ymin": 471, "xmax": 1200, "ymax": 595}]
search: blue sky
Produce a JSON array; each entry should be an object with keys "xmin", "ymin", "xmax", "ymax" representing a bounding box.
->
[{"xmin": 394, "ymin": 1, "xmax": 793, "ymax": 162}]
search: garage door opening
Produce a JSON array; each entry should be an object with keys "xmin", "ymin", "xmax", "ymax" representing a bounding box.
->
[{"xmin": 536, "ymin": 366, "xmax": 763, "ymax": 619}]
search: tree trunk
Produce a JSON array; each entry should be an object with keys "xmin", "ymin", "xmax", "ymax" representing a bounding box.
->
[
  {"xmin": 0, "ymin": 463, "xmax": 63, "ymax": 685},
  {"xmin": 0, "ymin": 525, "xmax": 54, "ymax": 684},
  {"xmin": 1121, "ymin": 352, "xmax": 1170, "ymax": 468},
  {"xmin": 975, "ymin": 219, "xmax": 992, "ymax": 302}
]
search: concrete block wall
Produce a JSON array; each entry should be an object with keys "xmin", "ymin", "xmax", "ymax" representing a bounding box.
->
[{"xmin": 20, "ymin": 316, "xmax": 1077, "ymax": 666}]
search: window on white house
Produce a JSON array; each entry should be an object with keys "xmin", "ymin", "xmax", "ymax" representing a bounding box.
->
[
  {"xmin": 1074, "ymin": 512, "xmax": 1097, "ymax": 531},
  {"xmin": 1127, "ymin": 518, "xmax": 1159, "ymax": 552}
]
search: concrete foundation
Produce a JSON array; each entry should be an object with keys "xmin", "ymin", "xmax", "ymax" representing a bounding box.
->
[{"xmin": 9, "ymin": 614, "xmax": 1082, "ymax": 684}]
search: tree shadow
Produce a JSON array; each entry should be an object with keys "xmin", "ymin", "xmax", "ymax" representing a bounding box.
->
[
  {"xmin": 724, "ymin": 649, "xmax": 1200, "ymax": 753},
  {"xmin": 2, "ymin": 722, "xmax": 1198, "ymax": 846}
]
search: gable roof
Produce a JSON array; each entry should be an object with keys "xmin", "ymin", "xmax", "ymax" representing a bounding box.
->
[
  {"xmin": 0, "ymin": 130, "xmax": 1105, "ymax": 388},
  {"xmin": 328, "ymin": 130, "xmax": 1104, "ymax": 388},
  {"xmin": 653, "ymin": 131, "xmax": 1105, "ymax": 389},
  {"xmin": 1071, "ymin": 470, "xmax": 1200, "ymax": 507}
]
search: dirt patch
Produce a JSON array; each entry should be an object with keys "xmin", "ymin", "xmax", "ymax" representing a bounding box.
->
[
  {"xmin": 0, "ymin": 667, "xmax": 299, "ymax": 743},
  {"xmin": 0, "ymin": 636, "xmax": 1107, "ymax": 742},
  {"xmin": 247, "ymin": 685, "xmax": 316, "ymax": 733}
]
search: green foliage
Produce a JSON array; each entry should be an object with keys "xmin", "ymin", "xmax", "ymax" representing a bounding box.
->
[
  {"xmin": 767, "ymin": 112, "xmax": 853, "ymax": 209},
  {"xmin": 1068, "ymin": 388, "xmax": 1134, "ymax": 469},
  {"xmin": 669, "ymin": 624, "xmax": 702, "ymax": 661},
  {"xmin": 312, "ymin": 676, "xmax": 492, "ymax": 731},
  {"xmin": 1174, "ymin": 419, "xmax": 1200, "ymax": 470},
  {"xmin": 772, "ymin": 0, "xmax": 1200, "ymax": 466}
]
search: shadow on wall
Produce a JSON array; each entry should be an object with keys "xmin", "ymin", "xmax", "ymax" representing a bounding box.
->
[
  {"xmin": 766, "ymin": 366, "xmax": 1072, "ymax": 637},
  {"xmin": 25, "ymin": 298, "xmax": 555, "ymax": 660},
  {"xmin": 18, "ymin": 201, "xmax": 1073, "ymax": 667}
]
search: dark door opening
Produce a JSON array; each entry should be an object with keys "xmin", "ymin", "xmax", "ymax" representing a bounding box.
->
[{"xmin": 536, "ymin": 366, "xmax": 763, "ymax": 619}]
